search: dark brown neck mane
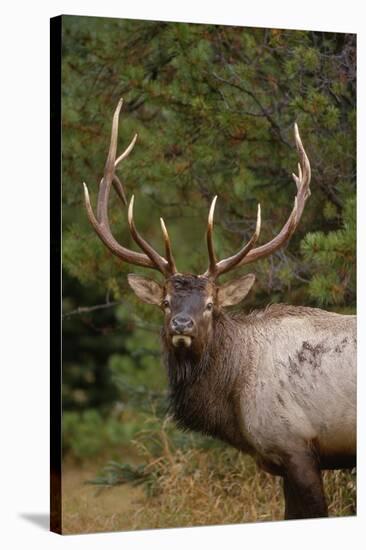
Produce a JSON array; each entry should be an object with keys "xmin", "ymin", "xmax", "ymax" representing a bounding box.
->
[{"xmin": 162, "ymin": 312, "xmax": 251, "ymax": 450}]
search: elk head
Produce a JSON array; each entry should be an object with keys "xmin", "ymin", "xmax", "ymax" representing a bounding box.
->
[{"xmin": 83, "ymin": 99, "xmax": 311, "ymax": 355}]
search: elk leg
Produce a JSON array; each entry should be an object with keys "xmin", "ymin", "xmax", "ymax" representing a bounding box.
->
[
  {"xmin": 283, "ymin": 451, "xmax": 328, "ymax": 520},
  {"xmin": 283, "ymin": 476, "xmax": 303, "ymax": 519}
]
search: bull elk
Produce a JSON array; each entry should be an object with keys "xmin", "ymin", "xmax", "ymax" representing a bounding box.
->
[{"xmin": 83, "ymin": 99, "xmax": 356, "ymax": 520}]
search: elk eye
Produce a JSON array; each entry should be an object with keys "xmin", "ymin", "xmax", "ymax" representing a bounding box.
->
[
  {"xmin": 206, "ymin": 302, "xmax": 213, "ymax": 311},
  {"xmin": 162, "ymin": 299, "xmax": 170, "ymax": 309}
]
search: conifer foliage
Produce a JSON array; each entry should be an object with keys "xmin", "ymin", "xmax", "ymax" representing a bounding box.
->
[
  {"xmin": 62, "ymin": 19, "xmax": 355, "ymax": 311},
  {"xmin": 61, "ymin": 18, "xmax": 356, "ymax": 452}
]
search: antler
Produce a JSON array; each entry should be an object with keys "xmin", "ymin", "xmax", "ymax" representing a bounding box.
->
[
  {"xmin": 83, "ymin": 98, "xmax": 177, "ymax": 276},
  {"xmin": 203, "ymin": 123, "xmax": 311, "ymax": 279}
]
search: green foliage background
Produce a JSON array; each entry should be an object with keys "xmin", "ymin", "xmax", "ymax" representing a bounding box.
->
[{"xmin": 61, "ymin": 16, "xmax": 356, "ymax": 460}]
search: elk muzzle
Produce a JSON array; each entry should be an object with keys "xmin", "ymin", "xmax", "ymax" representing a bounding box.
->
[{"xmin": 170, "ymin": 315, "xmax": 195, "ymax": 347}]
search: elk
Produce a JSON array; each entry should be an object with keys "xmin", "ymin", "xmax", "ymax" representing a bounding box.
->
[{"xmin": 83, "ymin": 99, "xmax": 356, "ymax": 520}]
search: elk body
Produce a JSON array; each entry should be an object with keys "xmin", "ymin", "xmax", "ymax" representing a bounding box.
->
[{"xmin": 83, "ymin": 99, "xmax": 356, "ymax": 520}]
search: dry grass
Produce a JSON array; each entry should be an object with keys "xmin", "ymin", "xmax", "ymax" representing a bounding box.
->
[
  {"xmin": 62, "ymin": 458, "xmax": 145, "ymax": 534},
  {"xmin": 132, "ymin": 447, "xmax": 284, "ymax": 528},
  {"xmin": 61, "ymin": 427, "xmax": 356, "ymax": 534},
  {"xmin": 125, "ymin": 448, "xmax": 355, "ymax": 530}
]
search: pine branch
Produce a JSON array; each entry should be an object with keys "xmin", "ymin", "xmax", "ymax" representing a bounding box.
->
[{"xmin": 62, "ymin": 301, "xmax": 122, "ymax": 319}]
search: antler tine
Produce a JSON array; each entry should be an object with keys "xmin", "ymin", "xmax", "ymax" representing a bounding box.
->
[
  {"xmin": 112, "ymin": 174, "xmax": 128, "ymax": 206},
  {"xmin": 206, "ymin": 196, "xmax": 218, "ymax": 276},
  {"xmin": 204, "ymin": 203, "xmax": 261, "ymax": 278},
  {"xmin": 128, "ymin": 196, "xmax": 171, "ymax": 275},
  {"xmin": 83, "ymin": 99, "xmax": 174, "ymax": 274},
  {"xmin": 107, "ymin": 132, "xmax": 138, "ymax": 209},
  {"xmin": 160, "ymin": 218, "xmax": 177, "ymax": 274},
  {"xmin": 294, "ymin": 123, "xmax": 311, "ymax": 185},
  {"xmin": 83, "ymin": 182, "xmax": 100, "ymax": 233},
  {"xmin": 115, "ymin": 133, "xmax": 138, "ymax": 167}
]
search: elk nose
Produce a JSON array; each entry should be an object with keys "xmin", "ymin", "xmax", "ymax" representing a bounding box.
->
[{"xmin": 171, "ymin": 315, "xmax": 194, "ymax": 334}]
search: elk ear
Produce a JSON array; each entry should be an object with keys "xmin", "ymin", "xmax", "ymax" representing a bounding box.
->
[
  {"xmin": 127, "ymin": 274, "xmax": 163, "ymax": 306},
  {"xmin": 217, "ymin": 274, "xmax": 256, "ymax": 307}
]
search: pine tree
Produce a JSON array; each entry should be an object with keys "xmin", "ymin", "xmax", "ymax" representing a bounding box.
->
[{"xmin": 61, "ymin": 16, "xmax": 356, "ymax": 422}]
